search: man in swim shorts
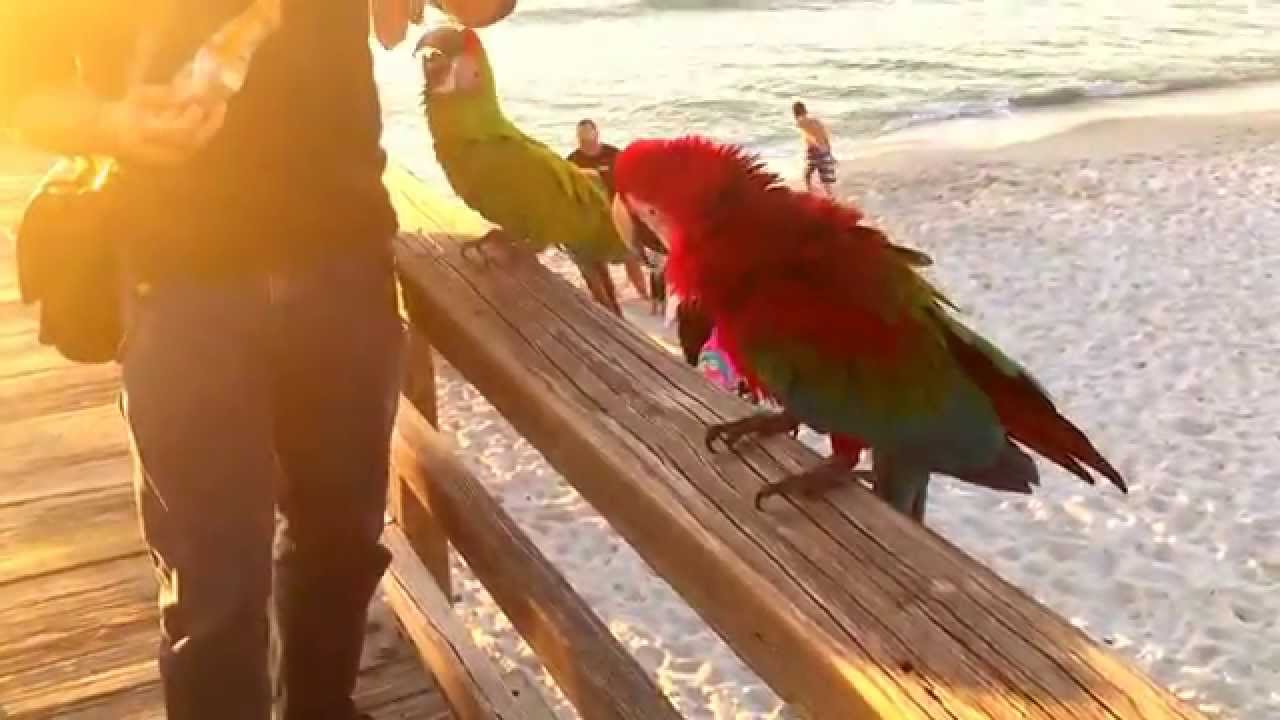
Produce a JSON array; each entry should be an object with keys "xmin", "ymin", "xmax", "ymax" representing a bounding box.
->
[{"xmin": 793, "ymin": 101, "xmax": 837, "ymax": 197}]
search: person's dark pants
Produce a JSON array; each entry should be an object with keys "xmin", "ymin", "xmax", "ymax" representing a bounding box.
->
[{"xmin": 119, "ymin": 246, "xmax": 406, "ymax": 720}]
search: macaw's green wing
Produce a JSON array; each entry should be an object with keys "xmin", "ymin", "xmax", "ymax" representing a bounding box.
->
[
  {"xmin": 434, "ymin": 134, "xmax": 631, "ymax": 263},
  {"xmin": 744, "ymin": 330, "xmax": 1006, "ymax": 470},
  {"xmin": 731, "ymin": 226, "xmax": 1008, "ymax": 470}
]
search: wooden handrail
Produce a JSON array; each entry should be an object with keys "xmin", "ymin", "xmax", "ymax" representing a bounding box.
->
[
  {"xmin": 392, "ymin": 394, "xmax": 683, "ymax": 720},
  {"xmin": 383, "ymin": 164, "xmax": 1203, "ymax": 720},
  {"xmin": 383, "ymin": 524, "xmax": 558, "ymax": 720}
]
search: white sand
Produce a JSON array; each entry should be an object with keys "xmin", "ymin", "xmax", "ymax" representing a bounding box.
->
[{"xmin": 401, "ymin": 113, "xmax": 1279, "ymax": 719}]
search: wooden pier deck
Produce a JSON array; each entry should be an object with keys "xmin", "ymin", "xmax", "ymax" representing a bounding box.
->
[{"xmin": 0, "ymin": 151, "xmax": 449, "ymax": 720}]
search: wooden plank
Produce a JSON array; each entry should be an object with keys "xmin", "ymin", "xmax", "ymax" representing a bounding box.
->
[
  {"xmin": 390, "ymin": 328, "xmax": 452, "ymax": 597},
  {"xmin": 0, "ymin": 362, "xmax": 119, "ymax": 425},
  {"xmin": 0, "ymin": 554, "xmax": 158, "ymax": 718},
  {"xmin": 0, "ymin": 483, "xmax": 142, "ymax": 586},
  {"xmin": 0, "ymin": 451, "xmax": 130, "ymax": 509},
  {"xmin": 366, "ymin": 689, "xmax": 453, "ymax": 720},
  {"xmin": 47, "ymin": 655, "xmax": 446, "ymax": 720},
  {"xmin": 0, "ymin": 402, "xmax": 129, "ymax": 484},
  {"xmin": 382, "ymin": 524, "xmax": 557, "ymax": 720},
  {"xmin": 0, "ymin": 328, "xmax": 72, "ymax": 381},
  {"xmin": 403, "ymin": 323, "xmax": 439, "ymax": 426},
  {"xmin": 386, "ymin": 167, "xmax": 1202, "ymax": 720},
  {"xmin": 388, "ymin": 468, "xmax": 452, "ymax": 600},
  {"xmin": 393, "ymin": 402, "xmax": 682, "ymax": 720},
  {"xmin": 0, "ymin": 529, "xmax": 448, "ymax": 719},
  {"xmin": 0, "ymin": 554, "xmax": 154, "ymax": 680}
]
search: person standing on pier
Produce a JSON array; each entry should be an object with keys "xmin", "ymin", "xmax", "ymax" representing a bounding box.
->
[{"xmin": 1, "ymin": 1, "xmax": 510, "ymax": 718}]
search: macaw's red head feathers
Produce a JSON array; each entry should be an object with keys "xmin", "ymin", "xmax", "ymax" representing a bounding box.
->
[
  {"xmin": 611, "ymin": 134, "xmax": 875, "ymax": 312},
  {"xmin": 614, "ymin": 136, "xmax": 782, "ymax": 234},
  {"xmin": 611, "ymin": 135, "xmax": 794, "ymax": 275}
]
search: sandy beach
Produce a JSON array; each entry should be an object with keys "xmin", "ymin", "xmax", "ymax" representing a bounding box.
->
[{"xmin": 430, "ymin": 111, "xmax": 1280, "ymax": 719}]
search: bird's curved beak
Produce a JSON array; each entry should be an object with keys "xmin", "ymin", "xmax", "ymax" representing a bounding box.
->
[
  {"xmin": 612, "ymin": 194, "xmax": 667, "ymax": 257},
  {"xmin": 415, "ymin": 27, "xmax": 464, "ymax": 94}
]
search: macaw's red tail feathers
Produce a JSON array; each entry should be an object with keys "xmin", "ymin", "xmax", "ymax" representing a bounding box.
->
[
  {"xmin": 830, "ymin": 433, "xmax": 866, "ymax": 463},
  {"xmin": 939, "ymin": 313, "xmax": 1129, "ymax": 494}
]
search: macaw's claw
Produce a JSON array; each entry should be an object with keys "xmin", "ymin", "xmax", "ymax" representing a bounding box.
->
[
  {"xmin": 459, "ymin": 228, "xmax": 518, "ymax": 268},
  {"xmin": 459, "ymin": 240, "xmax": 494, "ymax": 268},
  {"xmin": 704, "ymin": 411, "xmax": 799, "ymax": 453},
  {"xmin": 754, "ymin": 460, "xmax": 872, "ymax": 510}
]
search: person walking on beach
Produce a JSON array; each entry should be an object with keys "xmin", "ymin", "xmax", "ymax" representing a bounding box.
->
[
  {"xmin": 793, "ymin": 101, "xmax": 838, "ymax": 196},
  {"xmin": 0, "ymin": 1, "xmax": 487, "ymax": 718},
  {"xmin": 567, "ymin": 118, "xmax": 651, "ymax": 302}
]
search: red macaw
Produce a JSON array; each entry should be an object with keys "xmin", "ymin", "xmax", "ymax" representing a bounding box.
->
[{"xmin": 610, "ymin": 135, "xmax": 1126, "ymax": 521}]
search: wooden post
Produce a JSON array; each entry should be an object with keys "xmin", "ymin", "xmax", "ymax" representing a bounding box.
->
[
  {"xmin": 403, "ymin": 328, "xmax": 438, "ymax": 427},
  {"xmin": 390, "ymin": 324, "xmax": 451, "ymax": 597},
  {"xmin": 393, "ymin": 403, "xmax": 683, "ymax": 720},
  {"xmin": 383, "ymin": 525, "xmax": 559, "ymax": 720}
]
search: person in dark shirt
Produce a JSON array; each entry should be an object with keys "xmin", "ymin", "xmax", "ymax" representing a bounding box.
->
[
  {"xmin": 0, "ymin": 3, "xmax": 435, "ymax": 719},
  {"xmin": 566, "ymin": 118, "xmax": 620, "ymax": 193},
  {"xmin": 565, "ymin": 118, "xmax": 650, "ymax": 302}
]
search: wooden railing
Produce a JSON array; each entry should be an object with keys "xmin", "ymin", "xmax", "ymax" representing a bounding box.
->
[{"xmin": 378, "ymin": 164, "xmax": 1205, "ymax": 720}]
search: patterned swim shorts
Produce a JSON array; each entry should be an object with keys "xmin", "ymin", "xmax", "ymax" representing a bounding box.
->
[{"xmin": 805, "ymin": 147, "xmax": 837, "ymax": 185}]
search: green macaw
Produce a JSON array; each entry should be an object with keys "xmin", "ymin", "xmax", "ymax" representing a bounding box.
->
[{"xmin": 414, "ymin": 25, "xmax": 635, "ymax": 316}]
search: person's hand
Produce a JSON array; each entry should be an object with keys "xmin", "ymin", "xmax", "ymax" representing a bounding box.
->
[
  {"xmin": 371, "ymin": 0, "xmax": 414, "ymax": 49},
  {"xmin": 97, "ymin": 85, "xmax": 227, "ymax": 166},
  {"xmin": 370, "ymin": 0, "xmax": 516, "ymax": 49}
]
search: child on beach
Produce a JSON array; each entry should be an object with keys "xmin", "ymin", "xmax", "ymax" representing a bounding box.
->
[{"xmin": 793, "ymin": 101, "xmax": 837, "ymax": 196}]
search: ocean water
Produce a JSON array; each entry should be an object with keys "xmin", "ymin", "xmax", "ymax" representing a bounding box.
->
[{"xmin": 374, "ymin": 0, "xmax": 1280, "ymax": 183}]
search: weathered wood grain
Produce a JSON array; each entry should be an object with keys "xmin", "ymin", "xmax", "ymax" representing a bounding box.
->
[
  {"xmin": 0, "ymin": 361, "xmax": 119, "ymax": 425},
  {"xmin": 389, "ymin": 465, "xmax": 453, "ymax": 601},
  {"xmin": 383, "ymin": 524, "xmax": 558, "ymax": 720},
  {"xmin": 0, "ymin": 483, "xmax": 141, "ymax": 585},
  {"xmin": 0, "ymin": 402, "xmax": 129, "ymax": 484},
  {"xmin": 43, "ymin": 655, "xmax": 447, "ymax": 720},
  {"xmin": 386, "ymin": 165, "xmax": 1202, "ymax": 720},
  {"xmin": 394, "ymin": 401, "xmax": 683, "ymax": 720},
  {"xmin": 391, "ymin": 328, "xmax": 453, "ymax": 597}
]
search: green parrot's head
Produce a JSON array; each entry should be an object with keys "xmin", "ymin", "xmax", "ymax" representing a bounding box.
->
[{"xmin": 414, "ymin": 26, "xmax": 490, "ymax": 98}]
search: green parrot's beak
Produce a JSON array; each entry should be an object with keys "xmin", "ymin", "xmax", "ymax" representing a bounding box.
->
[
  {"xmin": 420, "ymin": 51, "xmax": 452, "ymax": 93},
  {"xmin": 415, "ymin": 26, "xmax": 465, "ymax": 94}
]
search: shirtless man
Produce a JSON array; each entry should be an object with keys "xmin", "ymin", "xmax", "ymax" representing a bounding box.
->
[{"xmin": 793, "ymin": 101, "xmax": 837, "ymax": 197}]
